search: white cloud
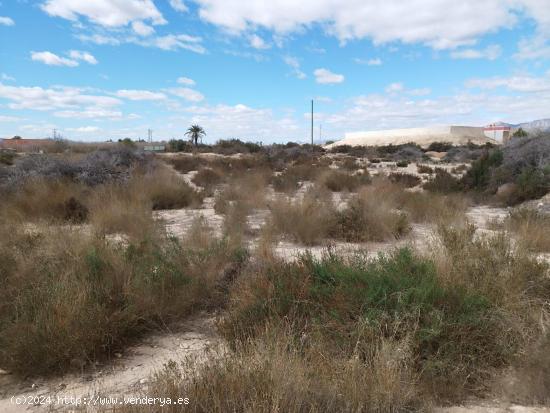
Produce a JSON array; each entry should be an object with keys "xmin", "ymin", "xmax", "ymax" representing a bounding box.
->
[
  {"xmin": 249, "ymin": 34, "xmax": 270, "ymax": 49},
  {"xmin": 514, "ymin": 35, "xmax": 550, "ymax": 60},
  {"xmin": 169, "ymin": 0, "xmax": 188, "ymax": 13},
  {"xmin": 385, "ymin": 82, "xmax": 404, "ymax": 93},
  {"xmin": 139, "ymin": 34, "xmax": 206, "ymax": 53},
  {"xmin": 192, "ymin": 0, "xmax": 548, "ymax": 49},
  {"xmin": 67, "ymin": 126, "xmax": 100, "ymax": 133},
  {"xmin": 54, "ymin": 109, "xmax": 122, "ymax": 119},
  {"xmin": 355, "ymin": 57, "xmax": 382, "ymax": 65},
  {"xmin": 465, "ymin": 74, "xmax": 550, "ymax": 93},
  {"xmin": 0, "ymin": 16, "xmax": 14, "ymax": 26},
  {"xmin": 314, "ymin": 68, "xmax": 344, "ymax": 84},
  {"xmin": 116, "ymin": 89, "xmax": 167, "ymax": 101},
  {"xmin": 78, "ymin": 33, "xmax": 121, "ymax": 45},
  {"xmin": 132, "ymin": 20, "xmax": 155, "ymax": 36},
  {"xmin": 180, "ymin": 103, "xmax": 300, "ymax": 142},
  {"xmin": 450, "ymin": 44, "xmax": 502, "ymax": 60},
  {"xmin": 408, "ymin": 88, "xmax": 431, "ymax": 96},
  {"xmin": 68, "ymin": 50, "xmax": 98, "ymax": 64},
  {"xmin": 283, "ymin": 56, "xmax": 306, "ymax": 79},
  {"xmin": 31, "ymin": 51, "xmax": 79, "ymax": 67},
  {"xmin": 0, "ymin": 83, "xmax": 121, "ymax": 112},
  {"xmin": 41, "ymin": 0, "xmax": 166, "ymax": 27},
  {"xmin": 177, "ymin": 76, "xmax": 196, "ymax": 85},
  {"xmin": 0, "ymin": 115, "xmax": 22, "ymax": 122},
  {"xmin": 168, "ymin": 88, "xmax": 205, "ymax": 102},
  {"xmin": 78, "ymin": 32, "xmax": 206, "ymax": 53}
]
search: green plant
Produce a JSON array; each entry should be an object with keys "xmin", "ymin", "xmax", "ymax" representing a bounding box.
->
[
  {"xmin": 220, "ymin": 248, "xmax": 514, "ymax": 400},
  {"xmin": 185, "ymin": 125, "xmax": 206, "ymax": 146}
]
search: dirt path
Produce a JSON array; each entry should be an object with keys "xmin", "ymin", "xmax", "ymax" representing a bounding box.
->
[{"xmin": 0, "ymin": 314, "xmax": 219, "ymax": 412}]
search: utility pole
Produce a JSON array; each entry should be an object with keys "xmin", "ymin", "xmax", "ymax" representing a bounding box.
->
[
  {"xmin": 148, "ymin": 128, "xmax": 153, "ymax": 143},
  {"xmin": 52, "ymin": 128, "xmax": 57, "ymax": 140},
  {"xmin": 319, "ymin": 124, "xmax": 322, "ymax": 142},
  {"xmin": 311, "ymin": 99, "xmax": 314, "ymax": 147}
]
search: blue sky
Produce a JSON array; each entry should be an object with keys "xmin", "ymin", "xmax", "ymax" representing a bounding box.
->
[{"xmin": 1, "ymin": 0, "xmax": 550, "ymax": 143}]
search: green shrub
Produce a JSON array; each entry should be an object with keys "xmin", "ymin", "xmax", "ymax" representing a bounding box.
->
[
  {"xmin": 0, "ymin": 151, "xmax": 16, "ymax": 165},
  {"xmin": 221, "ymin": 248, "xmax": 513, "ymax": 399},
  {"xmin": 424, "ymin": 168, "xmax": 461, "ymax": 193},
  {"xmin": 461, "ymin": 149, "xmax": 503, "ymax": 190}
]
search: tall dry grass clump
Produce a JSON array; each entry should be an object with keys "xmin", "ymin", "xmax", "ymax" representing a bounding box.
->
[
  {"xmin": 268, "ymin": 186, "xmax": 337, "ymax": 245},
  {"xmin": 214, "ymin": 173, "xmax": 268, "ymax": 215},
  {"xmin": 430, "ymin": 224, "xmax": 550, "ymax": 399},
  {"xmin": 129, "ymin": 327, "xmax": 420, "ymax": 413},
  {"xmin": 331, "ymin": 186, "xmax": 410, "ymax": 242},
  {"xmin": 502, "ymin": 208, "xmax": 550, "ymax": 252},
  {"xmin": 0, "ymin": 218, "xmax": 246, "ymax": 377},
  {"xmin": 316, "ymin": 169, "xmax": 370, "ymax": 192}
]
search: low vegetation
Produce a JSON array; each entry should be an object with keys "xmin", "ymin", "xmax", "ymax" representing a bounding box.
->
[
  {"xmin": 0, "ymin": 217, "xmax": 245, "ymax": 376},
  {"xmin": 2, "ymin": 142, "xmax": 550, "ymax": 411}
]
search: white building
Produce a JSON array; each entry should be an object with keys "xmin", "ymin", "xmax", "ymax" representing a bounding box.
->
[
  {"xmin": 483, "ymin": 124, "xmax": 511, "ymax": 143},
  {"xmin": 326, "ymin": 125, "xmax": 497, "ymax": 149}
]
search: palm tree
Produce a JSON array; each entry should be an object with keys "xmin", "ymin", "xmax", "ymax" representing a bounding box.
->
[{"xmin": 185, "ymin": 125, "xmax": 206, "ymax": 146}]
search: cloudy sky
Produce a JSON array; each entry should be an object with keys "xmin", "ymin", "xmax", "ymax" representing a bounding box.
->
[{"xmin": 0, "ymin": 0, "xmax": 550, "ymax": 143}]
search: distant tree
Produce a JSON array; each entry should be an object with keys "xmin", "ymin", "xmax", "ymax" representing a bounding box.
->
[
  {"xmin": 513, "ymin": 128, "xmax": 528, "ymax": 138},
  {"xmin": 185, "ymin": 125, "xmax": 206, "ymax": 146},
  {"xmin": 12, "ymin": 135, "xmax": 22, "ymax": 140},
  {"xmin": 118, "ymin": 138, "xmax": 136, "ymax": 148}
]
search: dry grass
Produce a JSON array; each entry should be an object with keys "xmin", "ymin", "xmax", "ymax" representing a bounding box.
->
[
  {"xmin": 126, "ymin": 328, "xmax": 420, "ymax": 413},
  {"xmin": 0, "ymin": 216, "xmax": 245, "ymax": 377},
  {"xmin": 214, "ymin": 173, "xmax": 268, "ymax": 215},
  {"xmin": 268, "ymin": 187, "xmax": 336, "ymax": 245},
  {"xmin": 503, "ymin": 208, "xmax": 550, "ymax": 252},
  {"xmin": 191, "ymin": 167, "xmax": 224, "ymax": 190},
  {"xmin": 0, "ymin": 165, "xmax": 202, "ymax": 237},
  {"xmin": 330, "ymin": 187, "xmax": 411, "ymax": 242},
  {"xmin": 317, "ymin": 169, "xmax": 370, "ymax": 192}
]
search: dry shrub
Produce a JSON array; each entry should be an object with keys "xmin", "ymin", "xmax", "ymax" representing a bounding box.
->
[
  {"xmin": 331, "ymin": 186, "xmax": 410, "ymax": 242},
  {"xmin": 0, "ymin": 219, "xmax": 246, "ymax": 376},
  {"xmin": 388, "ymin": 172, "xmax": 421, "ymax": 188},
  {"xmin": 0, "ymin": 178, "xmax": 88, "ymax": 222},
  {"xmin": 366, "ymin": 178, "xmax": 469, "ymax": 225},
  {"xmin": 191, "ymin": 167, "xmax": 224, "ymax": 190},
  {"xmin": 501, "ymin": 332, "xmax": 550, "ymax": 405},
  {"xmin": 0, "ymin": 164, "xmax": 202, "ymax": 227},
  {"xmin": 270, "ymin": 162, "xmax": 325, "ymax": 193},
  {"xmin": 214, "ymin": 174, "xmax": 268, "ymax": 215},
  {"xmin": 417, "ymin": 164, "xmax": 434, "ymax": 174},
  {"xmin": 130, "ymin": 328, "xmax": 420, "ymax": 413},
  {"xmin": 432, "ymin": 224, "xmax": 549, "ymax": 311},
  {"xmin": 165, "ymin": 155, "xmax": 206, "ymax": 173},
  {"xmin": 339, "ymin": 156, "xmax": 362, "ymax": 171},
  {"xmin": 317, "ymin": 169, "xmax": 370, "ymax": 192},
  {"xmin": 138, "ymin": 166, "xmax": 204, "ymax": 210},
  {"xmin": 268, "ymin": 187, "xmax": 336, "ymax": 245},
  {"xmin": 429, "ymin": 224, "xmax": 550, "ymax": 399},
  {"xmin": 87, "ymin": 182, "xmax": 155, "ymax": 239},
  {"xmin": 504, "ymin": 208, "xmax": 550, "ymax": 252}
]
